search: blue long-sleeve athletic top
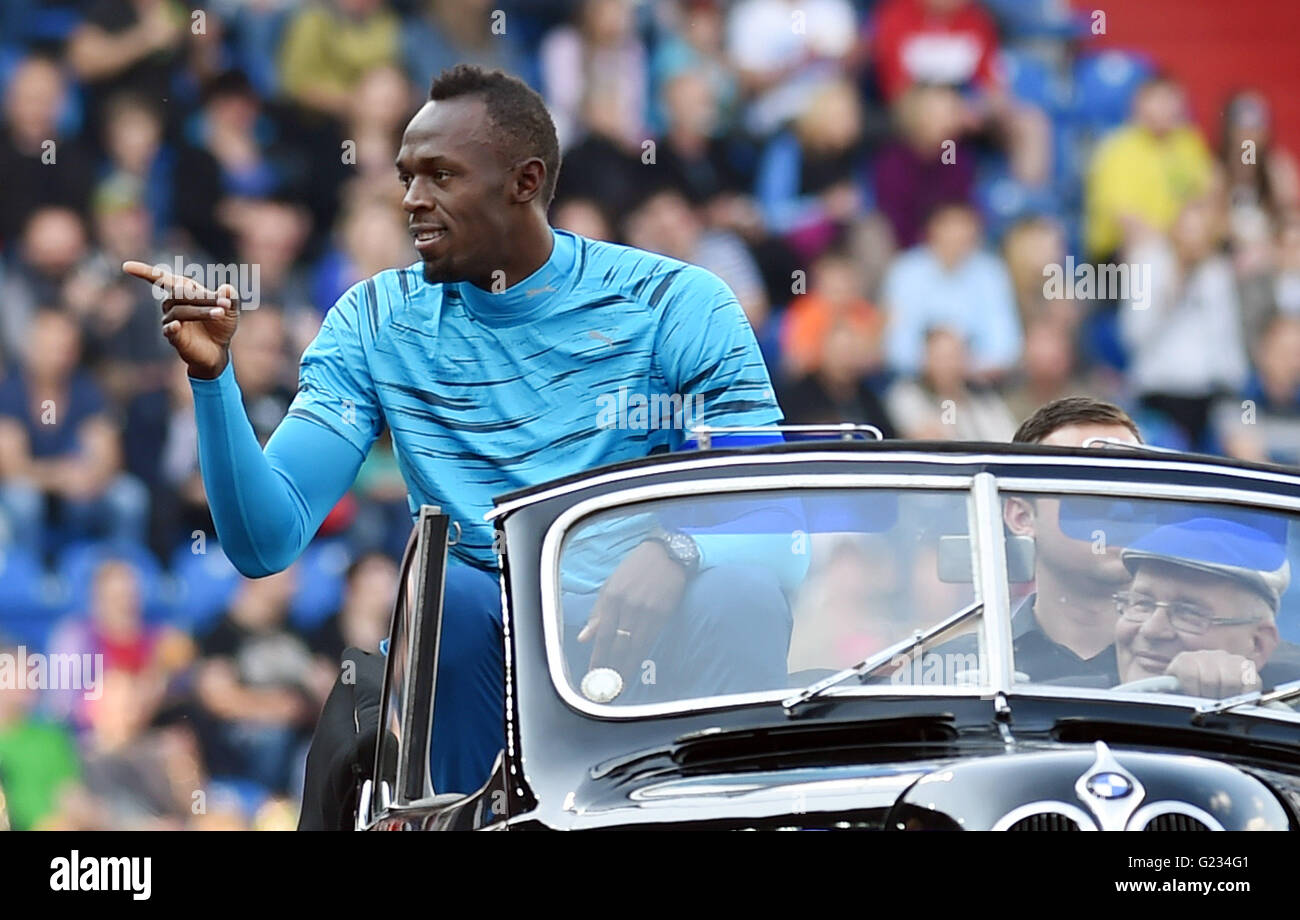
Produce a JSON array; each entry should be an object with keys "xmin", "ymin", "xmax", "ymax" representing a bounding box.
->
[{"xmin": 191, "ymin": 229, "xmax": 805, "ymax": 586}]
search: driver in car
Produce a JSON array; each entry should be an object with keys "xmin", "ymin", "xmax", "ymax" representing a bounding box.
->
[
  {"xmin": 1002, "ymin": 398, "xmax": 1144, "ymax": 682},
  {"xmin": 1115, "ymin": 516, "xmax": 1298, "ymax": 698}
]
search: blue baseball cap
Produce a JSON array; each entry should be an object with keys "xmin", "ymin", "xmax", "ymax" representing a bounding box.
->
[{"xmin": 1120, "ymin": 516, "xmax": 1291, "ymax": 610}]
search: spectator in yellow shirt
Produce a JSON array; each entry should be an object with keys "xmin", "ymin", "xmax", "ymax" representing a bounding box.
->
[
  {"xmin": 1084, "ymin": 74, "xmax": 1216, "ymax": 262},
  {"xmin": 279, "ymin": 0, "xmax": 401, "ymax": 119}
]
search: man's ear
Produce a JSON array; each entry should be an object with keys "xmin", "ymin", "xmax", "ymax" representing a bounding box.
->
[
  {"xmin": 1251, "ymin": 618, "xmax": 1280, "ymax": 669},
  {"xmin": 512, "ymin": 157, "xmax": 546, "ymax": 205},
  {"xmin": 1004, "ymin": 497, "xmax": 1036, "ymax": 537}
]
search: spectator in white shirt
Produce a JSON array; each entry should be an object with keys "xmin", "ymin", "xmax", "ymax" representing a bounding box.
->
[
  {"xmin": 1121, "ymin": 198, "xmax": 1248, "ymax": 450},
  {"xmin": 725, "ymin": 0, "xmax": 858, "ymax": 136}
]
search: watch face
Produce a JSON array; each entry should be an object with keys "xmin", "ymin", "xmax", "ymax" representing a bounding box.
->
[{"xmin": 668, "ymin": 533, "xmax": 700, "ymax": 567}]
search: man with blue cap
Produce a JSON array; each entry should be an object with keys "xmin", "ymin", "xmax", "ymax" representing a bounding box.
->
[{"xmin": 1115, "ymin": 515, "xmax": 1299, "ymax": 698}]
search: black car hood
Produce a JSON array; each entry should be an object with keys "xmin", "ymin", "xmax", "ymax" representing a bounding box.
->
[{"xmin": 519, "ymin": 739, "xmax": 1298, "ymax": 830}]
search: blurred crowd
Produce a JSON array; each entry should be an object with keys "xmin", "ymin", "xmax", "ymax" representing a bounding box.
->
[{"xmin": 1, "ymin": 0, "xmax": 1298, "ymax": 828}]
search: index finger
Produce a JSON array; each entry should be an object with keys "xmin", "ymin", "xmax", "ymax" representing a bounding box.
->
[{"xmin": 121, "ymin": 260, "xmax": 219, "ymax": 303}]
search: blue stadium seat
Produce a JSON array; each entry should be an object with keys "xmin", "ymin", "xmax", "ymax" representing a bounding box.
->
[
  {"xmin": 18, "ymin": 2, "xmax": 82, "ymax": 44},
  {"xmin": 0, "ymin": 545, "xmax": 59, "ymax": 653},
  {"xmin": 1000, "ymin": 49, "xmax": 1069, "ymax": 115},
  {"xmin": 289, "ymin": 539, "xmax": 351, "ymax": 630},
  {"xmin": 974, "ymin": 159, "xmax": 1063, "ymax": 242},
  {"xmin": 170, "ymin": 542, "xmax": 242, "ymax": 633},
  {"xmin": 983, "ymin": 0, "xmax": 1089, "ymax": 38},
  {"xmin": 1071, "ymin": 50, "xmax": 1154, "ymax": 134}
]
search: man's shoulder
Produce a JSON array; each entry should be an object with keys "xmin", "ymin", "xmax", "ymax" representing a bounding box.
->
[
  {"xmin": 572, "ymin": 235, "xmax": 723, "ymax": 304},
  {"xmin": 347, "ymin": 263, "xmax": 429, "ymax": 305},
  {"xmin": 964, "ymin": 248, "xmax": 1011, "ymax": 280},
  {"xmin": 326, "ymin": 263, "xmax": 436, "ymax": 330},
  {"xmin": 1093, "ymin": 125, "xmax": 1155, "ymax": 163},
  {"xmin": 884, "ymin": 247, "xmax": 935, "ymax": 286}
]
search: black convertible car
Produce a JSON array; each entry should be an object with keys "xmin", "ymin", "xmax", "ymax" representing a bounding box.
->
[{"xmin": 356, "ymin": 431, "xmax": 1300, "ymax": 830}]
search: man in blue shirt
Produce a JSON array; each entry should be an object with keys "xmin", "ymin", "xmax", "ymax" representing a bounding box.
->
[
  {"xmin": 882, "ymin": 202, "xmax": 1022, "ymax": 379},
  {"xmin": 124, "ymin": 66, "xmax": 785, "ymax": 798}
]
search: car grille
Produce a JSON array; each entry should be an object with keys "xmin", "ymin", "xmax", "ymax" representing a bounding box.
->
[
  {"xmin": 1005, "ymin": 812, "xmax": 1081, "ymax": 831},
  {"xmin": 1140, "ymin": 812, "xmax": 1211, "ymax": 831}
]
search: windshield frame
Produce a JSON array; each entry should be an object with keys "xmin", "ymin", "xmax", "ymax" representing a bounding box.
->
[
  {"xmin": 536, "ymin": 461, "xmax": 1300, "ymax": 724},
  {"xmin": 541, "ymin": 472, "xmax": 993, "ymax": 719}
]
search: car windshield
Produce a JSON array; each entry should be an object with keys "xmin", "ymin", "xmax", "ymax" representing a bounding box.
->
[
  {"xmin": 553, "ymin": 486, "xmax": 984, "ymax": 708},
  {"xmin": 548, "ymin": 482, "xmax": 1300, "ymax": 716},
  {"xmin": 1003, "ymin": 491, "xmax": 1300, "ymax": 708}
]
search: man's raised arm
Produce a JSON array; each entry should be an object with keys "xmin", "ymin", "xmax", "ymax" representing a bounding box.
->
[{"xmin": 123, "ymin": 261, "xmax": 375, "ymax": 577}]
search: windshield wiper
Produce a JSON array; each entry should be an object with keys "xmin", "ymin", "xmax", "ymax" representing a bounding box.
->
[
  {"xmin": 782, "ymin": 599, "xmax": 985, "ymax": 715},
  {"xmin": 1193, "ymin": 677, "xmax": 1300, "ymax": 721}
]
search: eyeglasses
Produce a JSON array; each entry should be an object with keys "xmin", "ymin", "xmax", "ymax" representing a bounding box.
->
[{"xmin": 1112, "ymin": 591, "xmax": 1262, "ymax": 636}]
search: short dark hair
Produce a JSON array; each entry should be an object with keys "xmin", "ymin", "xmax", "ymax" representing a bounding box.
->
[
  {"xmin": 428, "ymin": 65, "xmax": 561, "ymax": 207},
  {"xmin": 1013, "ymin": 397, "xmax": 1142, "ymax": 444}
]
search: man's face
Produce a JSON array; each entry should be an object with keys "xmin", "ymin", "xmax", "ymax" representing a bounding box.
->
[
  {"xmin": 396, "ymin": 97, "xmax": 518, "ymax": 287},
  {"xmin": 92, "ymin": 563, "xmax": 142, "ymax": 639},
  {"xmin": 624, "ymin": 191, "xmax": 698, "ymax": 260},
  {"xmin": 1116, "ymin": 561, "xmax": 1277, "ymax": 682},
  {"xmin": 1012, "ymin": 495, "xmax": 1132, "ymax": 586},
  {"xmin": 1006, "ymin": 423, "xmax": 1142, "ymax": 586},
  {"xmin": 1135, "ymin": 83, "xmax": 1184, "ymax": 136},
  {"xmin": 6, "ymin": 59, "xmax": 62, "ymax": 141},
  {"xmin": 26, "ymin": 311, "xmax": 80, "ymax": 381},
  {"xmin": 927, "ymin": 209, "xmax": 979, "ymax": 267}
]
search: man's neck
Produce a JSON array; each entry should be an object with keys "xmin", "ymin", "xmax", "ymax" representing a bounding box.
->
[
  {"xmin": 1031, "ymin": 566, "xmax": 1118, "ymax": 659},
  {"xmin": 26, "ymin": 372, "xmax": 66, "ymax": 394},
  {"xmin": 668, "ymin": 128, "xmax": 707, "ymax": 158},
  {"xmin": 465, "ymin": 213, "xmax": 554, "ymax": 291}
]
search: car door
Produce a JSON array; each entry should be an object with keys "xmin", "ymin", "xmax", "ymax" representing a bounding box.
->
[{"xmin": 363, "ymin": 505, "xmax": 451, "ymax": 824}]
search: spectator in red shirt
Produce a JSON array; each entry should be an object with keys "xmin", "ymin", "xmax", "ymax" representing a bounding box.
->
[
  {"xmin": 48, "ymin": 559, "xmax": 191, "ymax": 732},
  {"xmin": 872, "ymin": 0, "xmax": 1049, "ymax": 186},
  {"xmin": 873, "ymin": 0, "xmax": 1000, "ymax": 103}
]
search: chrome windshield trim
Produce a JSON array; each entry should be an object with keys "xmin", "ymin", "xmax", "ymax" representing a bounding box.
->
[
  {"xmin": 539, "ymin": 474, "xmax": 978, "ymax": 720},
  {"xmin": 972, "ymin": 472, "xmax": 1013, "ymax": 694},
  {"xmin": 487, "ymin": 449, "xmax": 1300, "ymax": 522}
]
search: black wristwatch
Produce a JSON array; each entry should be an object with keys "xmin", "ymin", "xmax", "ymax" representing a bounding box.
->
[{"xmin": 646, "ymin": 526, "xmax": 701, "ymax": 574}]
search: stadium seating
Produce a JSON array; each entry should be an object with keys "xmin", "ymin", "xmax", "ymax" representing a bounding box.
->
[
  {"xmin": 0, "ymin": 545, "xmax": 58, "ymax": 653},
  {"xmin": 288, "ymin": 539, "xmax": 351, "ymax": 630},
  {"xmin": 170, "ymin": 542, "xmax": 243, "ymax": 634},
  {"xmin": 1070, "ymin": 49, "xmax": 1155, "ymax": 135}
]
